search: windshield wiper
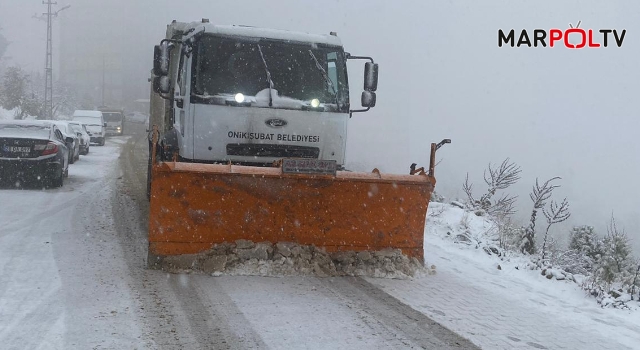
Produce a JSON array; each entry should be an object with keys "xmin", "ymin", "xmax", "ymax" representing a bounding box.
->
[
  {"xmin": 308, "ymin": 50, "xmax": 339, "ymax": 108},
  {"xmin": 256, "ymin": 44, "xmax": 274, "ymax": 107}
]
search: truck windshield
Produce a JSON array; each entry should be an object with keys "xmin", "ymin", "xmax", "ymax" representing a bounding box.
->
[
  {"xmin": 103, "ymin": 112, "xmax": 123, "ymax": 122},
  {"xmin": 192, "ymin": 35, "xmax": 348, "ymax": 111}
]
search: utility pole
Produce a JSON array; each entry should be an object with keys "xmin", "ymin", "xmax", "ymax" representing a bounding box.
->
[
  {"xmin": 34, "ymin": 2, "xmax": 70, "ymax": 119},
  {"xmin": 102, "ymin": 57, "xmax": 105, "ymax": 106}
]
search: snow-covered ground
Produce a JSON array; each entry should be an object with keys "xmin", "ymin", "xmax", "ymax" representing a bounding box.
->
[
  {"xmin": 2, "ymin": 127, "xmax": 638, "ymax": 349},
  {"xmin": 367, "ymin": 203, "xmax": 640, "ymax": 350},
  {"xmin": 0, "ymin": 107, "xmax": 40, "ymax": 120}
]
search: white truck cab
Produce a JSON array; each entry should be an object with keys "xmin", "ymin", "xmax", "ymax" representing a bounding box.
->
[
  {"xmin": 72, "ymin": 110, "xmax": 107, "ymax": 146},
  {"xmin": 150, "ymin": 20, "xmax": 378, "ymax": 169}
]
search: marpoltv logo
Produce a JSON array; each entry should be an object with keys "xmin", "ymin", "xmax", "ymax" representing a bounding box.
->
[{"xmin": 499, "ymin": 21, "xmax": 626, "ymax": 48}]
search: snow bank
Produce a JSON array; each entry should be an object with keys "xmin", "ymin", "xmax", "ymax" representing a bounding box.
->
[
  {"xmin": 150, "ymin": 240, "xmax": 429, "ymax": 279},
  {"xmin": 0, "ymin": 107, "xmax": 17, "ymax": 120},
  {"xmin": 0, "ymin": 107, "xmax": 38, "ymax": 120},
  {"xmin": 426, "ymin": 202, "xmax": 500, "ymax": 250}
]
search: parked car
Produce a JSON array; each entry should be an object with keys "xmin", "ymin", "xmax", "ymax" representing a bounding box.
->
[
  {"xmin": 0, "ymin": 120, "xmax": 71, "ymax": 188},
  {"xmin": 67, "ymin": 121, "xmax": 91, "ymax": 155},
  {"xmin": 50, "ymin": 120, "xmax": 81, "ymax": 163},
  {"xmin": 72, "ymin": 110, "xmax": 106, "ymax": 146}
]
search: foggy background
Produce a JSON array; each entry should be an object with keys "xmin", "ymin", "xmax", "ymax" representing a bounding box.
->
[{"xmin": 0, "ymin": 0, "xmax": 638, "ymax": 251}]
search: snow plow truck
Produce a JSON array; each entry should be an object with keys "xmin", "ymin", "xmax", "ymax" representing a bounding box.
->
[{"xmin": 146, "ymin": 19, "xmax": 450, "ymax": 275}]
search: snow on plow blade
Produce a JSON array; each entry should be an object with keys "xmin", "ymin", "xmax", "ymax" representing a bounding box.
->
[{"xmin": 147, "ymin": 162, "xmax": 436, "ymax": 271}]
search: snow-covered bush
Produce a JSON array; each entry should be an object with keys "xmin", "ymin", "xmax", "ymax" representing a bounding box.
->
[
  {"xmin": 492, "ymin": 216, "xmax": 525, "ymax": 252},
  {"xmin": 430, "ymin": 191, "xmax": 445, "ymax": 203},
  {"xmin": 568, "ymin": 225, "xmax": 603, "ymax": 265},
  {"xmin": 581, "ymin": 216, "xmax": 639, "ymax": 307},
  {"xmin": 552, "ymin": 249, "xmax": 594, "ymax": 275}
]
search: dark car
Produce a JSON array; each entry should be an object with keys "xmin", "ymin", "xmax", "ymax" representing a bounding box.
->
[{"xmin": 0, "ymin": 120, "xmax": 71, "ymax": 188}]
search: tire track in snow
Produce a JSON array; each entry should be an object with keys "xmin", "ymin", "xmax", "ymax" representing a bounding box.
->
[
  {"xmin": 113, "ymin": 127, "xmax": 267, "ymax": 349},
  {"xmin": 168, "ymin": 275, "xmax": 268, "ymax": 349},
  {"xmin": 314, "ymin": 277, "xmax": 479, "ymax": 349},
  {"xmin": 0, "ymin": 287, "xmax": 65, "ymax": 350},
  {"xmin": 0, "ymin": 175, "xmax": 105, "ymax": 239}
]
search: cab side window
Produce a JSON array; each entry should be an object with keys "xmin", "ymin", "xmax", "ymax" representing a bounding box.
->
[{"xmin": 177, "ymin": 44, "xmax": 188, "ymax": 95}]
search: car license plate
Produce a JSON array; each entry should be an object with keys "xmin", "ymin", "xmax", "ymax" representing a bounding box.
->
[
  {"xmin": 3, "ymin": 145, "xmax": 31, "ymax": 153},
  {"xmin": 282, "ymin": 159, "xmax": 337, "ymax": 176}
]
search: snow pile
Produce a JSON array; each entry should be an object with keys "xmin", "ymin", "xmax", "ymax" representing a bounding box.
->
[
  {"xmin": 151, "ymin": 240, "xmax": 428, "ymax": 279},
  {"xmin": 0, "ymin": 107, "xmax": 38, "ymax": 120},
  {"xmin": 0, "ymin": 107, "xmax": 17, "ymax": 120},
  {"xmin": 426, "ymin": 202, "xmax": 503, "ymax": 256}
]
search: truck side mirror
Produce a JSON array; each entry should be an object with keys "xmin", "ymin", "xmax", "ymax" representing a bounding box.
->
[
  {"xmin": 364, "ymin": 62, "xmax": 379, "ymax": 92},
  {"xmin": 153, "ymin": 42, "xmax": 171, "ymax": 77},
  {"xmin": 153, "ymin": 76, "xmax": 171, "ymax": 94},
  {"xmin": 361, "ymin": 91, "xmax": 376, "ymax": 108},
  {"xmin": 103, "ymin": 122, "xmax": 107, "ymax": 127},
  {"xmin": 153, "ymin": 45, "xmax": 163, "ymax": 76}
]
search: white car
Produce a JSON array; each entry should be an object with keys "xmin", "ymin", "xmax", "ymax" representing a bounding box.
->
[
  {"xmin": 68, "ymin": 121, "xmax": 91, "ymax": 155},
  {"xmin": 72, "ymin": 110, "xmax": 106, "ymax": 146},
  {"xmin": 50, "ymin": 120, "xmax": 81, "ymax": 163}
]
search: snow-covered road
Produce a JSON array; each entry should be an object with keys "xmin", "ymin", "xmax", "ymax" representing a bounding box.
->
[
  {"xmin": 0, "ymin": 137, "xmax": 147, "ymax": 348},
  {"xmin": 0, "ymin": 124, "xmax": 476, "ymax": 349}
]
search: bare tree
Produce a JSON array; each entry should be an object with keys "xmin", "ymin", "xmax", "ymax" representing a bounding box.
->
[
  {"xmin": 463, "ymin": 158, "xmax": 521, "ymax": 218},
  {"xmin": 540, "ymin": 198, "xmax": 571, "ymax": 262},
  {"xmin": 520, "ymin": 177, "xmax": 561, "ymax": 254}
]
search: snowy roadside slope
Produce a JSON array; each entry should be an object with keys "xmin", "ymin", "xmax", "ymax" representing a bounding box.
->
[
  {"xmin": 0, "ymin": 107, "xmax": 37, "ymax": 120},
  {"xmin": 366, "ymin": 203, "xmax": 640, "ymax": 350}
]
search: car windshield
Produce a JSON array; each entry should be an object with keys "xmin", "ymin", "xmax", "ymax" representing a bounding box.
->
[
  {"xmin": 73, "ymin": 116, "xmax": 101, "ymax": 125},
  {"xmin": 192, "ymin": 35, "xmax": 348, "ymax": 110},
  {"xmin": 69, "ymin": 124, "xmax": 83, "ymax": 133},
  {"xmin": 103, "ymin": 112, "xmax": 122, "ymax": 122}
]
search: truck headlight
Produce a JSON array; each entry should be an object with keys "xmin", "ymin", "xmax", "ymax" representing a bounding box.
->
[{"xmin": 234, "ymin": 93, "xmax": 245, "ymax": 103}]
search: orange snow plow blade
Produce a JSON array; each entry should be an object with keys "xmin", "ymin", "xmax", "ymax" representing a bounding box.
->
[
  {"xmin": 148, "ymin": 162, "xmax": 435, "ymax": 264},
  {"xmin": 146, "ymin": 122, "xmax": 451, "ymax": 272}
]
